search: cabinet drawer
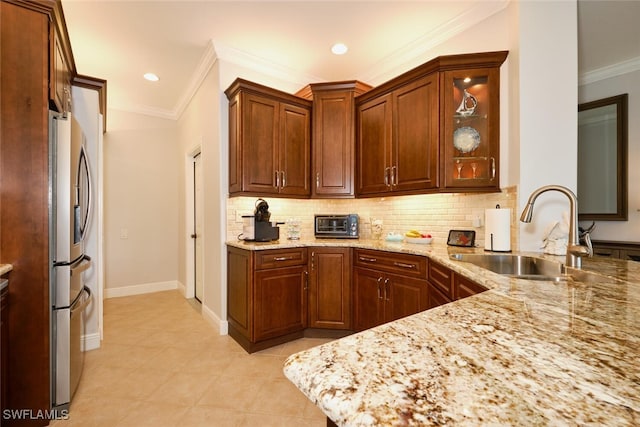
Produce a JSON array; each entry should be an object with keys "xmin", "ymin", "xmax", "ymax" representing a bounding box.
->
[
  {"xmin": 428, "ymin": 260, "xmax": 454, "ymax": 300},
  {"xmin": 354, "ymin": 249, "xmax": 426, "ymax": 278},
  {"xmin": 454, "ymin": 273, "xmax": 487, "ymax": 300},
  {"xmin": 254, "ymin": 248, "xmax": 308, "ymax": 270}
]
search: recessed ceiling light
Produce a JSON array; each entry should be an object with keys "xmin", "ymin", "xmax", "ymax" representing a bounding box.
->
[
  {"xmin": 143, "ymin": 72, "xmax": 159, "ymax": 82},
  {"xmin": 331, "ymin": 43, "xmax": 348, "ymax": 55}
]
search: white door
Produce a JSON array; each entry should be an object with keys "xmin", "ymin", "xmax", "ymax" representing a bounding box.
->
[{"xmin": 193, "ymin": 153, "xmax": 204, "ymax": 302}]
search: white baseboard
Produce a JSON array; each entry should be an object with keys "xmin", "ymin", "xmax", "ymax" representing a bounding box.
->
[
  {"xmin": 201, "ymin": 303, "xmax": 229, "ymax": 335},
  {"xmin": 82, "ymin": 332, "xmax": 101, "ymax": 351},
  {"xmin": 104, "ymin": 280, "xmax": 179, "ymax": 299}
]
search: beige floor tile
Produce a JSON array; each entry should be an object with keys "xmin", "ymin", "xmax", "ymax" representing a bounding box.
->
[
  {"xmin": 146, "ymin": 371, "xmax": 218, "ymax": 407},
  {"xmin": 196, "ymin": 375, "xmax": 267, "ymax": 409},
  {"xmin": 239, "ymin": 413, "xmax": 326, "ymax": 427},
  {"xmin": 180, "ymin": 406, "xmax": 245, "ymax": 427},
  {"xmin": 114, "ymin": 401, "xmax": 190, "ymax": 427},
  {"xmin": 220, "ymin": 353, "xmax": 288, "ymax": 379},
  {"xmin": 247, "ymin": 378, "xmax": 310, "ymax": 418},
  {"xmin": 66, "ymin": 290, "xmax": 332, "ymax": 426}
]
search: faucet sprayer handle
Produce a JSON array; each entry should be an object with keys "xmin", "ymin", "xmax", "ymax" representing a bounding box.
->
[{"xmin": 582, "ymin": 232, "xmax": 593, "ymax": 257}]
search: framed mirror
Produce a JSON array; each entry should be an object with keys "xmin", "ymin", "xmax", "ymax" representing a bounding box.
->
[{"xmin": 577, "ymin": 93, "xmax": 628, "ymax": 221}]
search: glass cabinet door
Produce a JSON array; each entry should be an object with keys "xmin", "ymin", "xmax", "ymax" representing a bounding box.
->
[{"xmin": 441, "ymin": 67, "xmax": 500, "ymax": 189}]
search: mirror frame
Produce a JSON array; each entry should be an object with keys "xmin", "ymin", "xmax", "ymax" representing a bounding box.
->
[{"xmin": 577, "ymin": 93, "xmax": 628, "ymax": 221}]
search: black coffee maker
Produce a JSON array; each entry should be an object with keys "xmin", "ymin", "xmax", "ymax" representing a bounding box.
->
[{"xmin": 253, "ymin": 198, "xmax": 280, "ymax": 242}]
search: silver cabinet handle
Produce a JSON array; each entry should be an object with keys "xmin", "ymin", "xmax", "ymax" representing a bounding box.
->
[
  {"xmin": 281, "ymin": 170, "xmax": 286, "ymax": 188},
  {"xmin": 393, "ymin": 262, "xmax": 416, "ymax": 269},
  {"xmin": 359, "ymin": 256, "xmax": 377, "ymax": 263},
  {"xmin": 273, "ymin": 256, "xmax": 290, "ymax": 261},
  {"xmin": 311, "ymin": 251, "xmax": 315, "ymax": 270},
  {"xmin": 490, "ymin": 157, "xmax": 496, "ymax": 180},
  {"xmin": 384, "ymin": 278, "xmax": 390, "ymax": 301},
  {"xmin": 275, "ymin": 170, "xmax": 280, "ymax": 188},
  {"xmin": 391, "ymin": 166, "xmax": 397, "ymax": 187},
  {"xmin": 377, "ymin": 277, "xmax": 383, "ymax": 299},
  {"xmin": 384, "ymin": 167, "xmax": 390, "ymax": 187},
  {"xmin": 316, "ymin": 172, "xmax": 320, "ymax": 188},
  {"xmin": 304, "ymin": 270, "xmax": 309, "ymax": 290}
]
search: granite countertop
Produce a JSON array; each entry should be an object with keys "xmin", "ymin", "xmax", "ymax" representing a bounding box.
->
[
  {"xmin": 0, "ymin": 264, "xmax": 12, "ymax": 277},
  {"xmin": 268, "ymin": 239, "xmax": 640, "ymax": 425}
]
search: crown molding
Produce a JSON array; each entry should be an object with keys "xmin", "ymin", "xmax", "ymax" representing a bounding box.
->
[
  {"xmin": 579, "ymin": 56, "xmax": 640, "ymax": 86},
  {"xmin": 356, "ymin": 0, "xmax": 510, "ymax": 84}
]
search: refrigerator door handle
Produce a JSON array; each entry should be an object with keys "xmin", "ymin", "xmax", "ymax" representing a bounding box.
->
[
  {"xmin": 70, "ymin": 255, "xmax": 92, "ymax": 276},
  {"xmin": 70, "ymin": 285, "xmax": 92, "ymax": 314}
]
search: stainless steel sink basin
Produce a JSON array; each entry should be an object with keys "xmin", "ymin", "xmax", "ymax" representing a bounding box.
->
[{"xmin": 449, "ymin": 253, "xmax": 566, "ymax": 281}]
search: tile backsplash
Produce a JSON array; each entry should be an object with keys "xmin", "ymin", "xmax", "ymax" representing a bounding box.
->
[{"xmin": 226, "ymin": 186, "xmax": 519, "ymax": 250}]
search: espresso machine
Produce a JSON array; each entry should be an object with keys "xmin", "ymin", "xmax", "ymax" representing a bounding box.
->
[{"xmin": 241, "ymin": 198, "xmax": 280, "ymax": 242}]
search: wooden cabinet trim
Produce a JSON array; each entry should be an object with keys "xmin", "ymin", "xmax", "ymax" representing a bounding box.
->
[
  {"xmin": 428, "ymin": 259, "xmax": 454, "ymax": 299},
  {"xmin": 353, "ymin": 248, "xmax": 427, "ymax": 278}
]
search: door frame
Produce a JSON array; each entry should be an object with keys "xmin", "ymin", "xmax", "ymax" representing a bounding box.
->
[{"xmin": 185, "ymin": 145, "xmax": 202, "ymax": 300}]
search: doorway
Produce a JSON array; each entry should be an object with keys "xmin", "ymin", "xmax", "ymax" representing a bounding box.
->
[
  {"xmin": 185, "ymin": 147, "xmax": 203, "ymax": 303},
  {"xmin": 192, "ymin": 152, "xmax": 204, "ymax": 302}
]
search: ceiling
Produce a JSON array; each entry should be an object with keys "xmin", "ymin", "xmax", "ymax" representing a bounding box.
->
[{"xmin": 61, "ymin": 0, "xmax": 640, "ymax": 120}]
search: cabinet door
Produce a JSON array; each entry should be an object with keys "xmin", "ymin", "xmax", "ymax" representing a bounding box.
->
[
  {"xmin": 254, "ymin": 265, "xmax": 308, "ymax": 341},
  {"xmin": 454, "ymin": 273, "xmax": 487, "ymax": 300},
  {"xmin": 441, "ymin": 67, "xmax": 501, "ymax": 190},
  {"xmin": 428, "ymin": 284, "xmax": 452, "ymax": 309},
  {"xmin": 353, "ymin": 267, "xmax": 384, "ymax": 331},
  {"xmin": 308, "ymin": 248, "xmax": 352, "ymax": 330},
  {"xmin": 51, "ymin": 28, "xmax": 71, "ymax": 116},
  {"xmin": 392, "ymin": 74, "xmax": 439, "ymax": 192},
  {"xmin": 227, "ymin": 247, "xmax": 252, "ymax": 339},
  {"xmin": 312, "ymin": 90, "xmax": 355, "ymax": 197},
  {"xmin": 242, "ymin": 93, "xmax": 280, "ymax": 194},
  {"xmin": 384, "ymin": 274, "xmax": 429, "ymax": 323},
  {"xmin": 279, "ymin": 103, "xmax": 310, "ymax": 196},
  {"xmin": 356, "ymin": 93, "xmax": 393, "ymax": 195}
]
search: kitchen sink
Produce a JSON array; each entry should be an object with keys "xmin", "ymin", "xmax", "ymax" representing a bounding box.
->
[{"xmin": 449, "ymin": 253, "xmax": 567, "ymax": 281}]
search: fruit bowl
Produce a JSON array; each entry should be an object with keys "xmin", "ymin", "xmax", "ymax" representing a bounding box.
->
[{"xmin": 405, "ymin": 236, "xmax": 433, "ymax": 244}]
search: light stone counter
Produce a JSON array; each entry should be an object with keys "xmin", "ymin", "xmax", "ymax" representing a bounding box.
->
[
  {"xmin": 231, "ymin": 239, "xmax": 640, "ymax": 425},
  {"xmin": 0, "ymin": 264, "xmax": 12, "ymax": 276}
]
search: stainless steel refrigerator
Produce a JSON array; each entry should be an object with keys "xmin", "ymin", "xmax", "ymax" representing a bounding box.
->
[{"xmin": 50, "ymin": 112, "xmax": 93, "ymax": 414}]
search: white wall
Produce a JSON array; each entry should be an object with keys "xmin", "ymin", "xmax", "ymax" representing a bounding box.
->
[
  {"xmin": 515, "ymin": 0, "xmax": 578, "ymax": 252},
  {"xmin": 176, "ymin": 62, "xmax": 226, "ymax": 332},
  {"xmin": 579, "ymin": 69, "xmax": 640, "ymax": 242},
  {"xmin": 103, "ymin": 110, "xmax": 179, "ymax": 294}
]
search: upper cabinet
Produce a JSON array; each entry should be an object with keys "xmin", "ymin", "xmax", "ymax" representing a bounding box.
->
[
  {"xmin": 226, "ymin": 79, "xmax": 312, "ymax": 198},
  {"xmin": 355, "ymin": 50, "xmax": 508, "ymax": 197},
  {"xmin": 356, "ymin": 74, "xmax": 439, "ymax": 196},
  {"xmin": 297, "ymin": 81, "xmax": 372, "ymax": 198},
  {"xmin": 440, "ymin": 55, "xmax": 506, "ymax": 191},
  {"xmin": 225, "ymin": 51, "xmax": 507, "ymax": 199}
]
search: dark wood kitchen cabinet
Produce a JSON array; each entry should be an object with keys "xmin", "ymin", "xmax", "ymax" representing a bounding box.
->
[
  {"xmin": 1, "ymin": 1, "xmax": 75, "ymax": 423},
  {"xmin": 308, "ymin": 248, "xmax": 352, "ymax": 330},
  {"xmin": 226, "ymin": 79, "xmax": 311, "ymax": 198},
  {"xmin": 427, "ymin": 259, "xmax": 487, "ymax": 309},
  {"xmin": 440, "ymin": 52, "xmax": 508, "ymax": 191},
  {"xmin": 227, "ymin": 246, "xmax": 309, "ymax": 353},
  {"xmin": 353, "ymin": 249, "xmax": 428, "ymax": 331},
  {"xmin": 356, "ymin": 74, "xmax": 439, "ymax": 196},
  {"xmin": 1, "ymin": 279, "xmax": 8, "ymax": 423},
  {"xmin": 297, "ymin": 81, "xmax": 372, "ymax": 198}
]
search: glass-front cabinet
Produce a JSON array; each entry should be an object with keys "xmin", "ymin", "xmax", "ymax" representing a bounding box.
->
[{"xmin": 441, "ymin": 66, "xmax": 501, "ymax": 190}]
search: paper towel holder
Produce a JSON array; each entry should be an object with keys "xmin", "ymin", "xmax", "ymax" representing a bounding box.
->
[{"xmin": 484, "ymin": 204, "xmax": 512, "ymax": 253}]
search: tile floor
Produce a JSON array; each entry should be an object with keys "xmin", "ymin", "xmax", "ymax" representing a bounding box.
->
[{"xmin": 50, "ymin": 290, "xmax": 332, "ymax": 427}]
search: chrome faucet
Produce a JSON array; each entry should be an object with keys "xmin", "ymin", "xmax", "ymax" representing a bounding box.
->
[{"xmin": 520, "ymin": 185, "xmax": 593, "ymax": 268}]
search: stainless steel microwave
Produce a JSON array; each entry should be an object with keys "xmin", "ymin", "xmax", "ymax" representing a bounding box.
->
[{"xmin": 314, "ymin": 214, "xmax": 359, "ymax": 239}]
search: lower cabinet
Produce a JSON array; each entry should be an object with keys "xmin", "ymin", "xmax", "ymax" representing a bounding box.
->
[
  {"xmin": 308, "ymin": 248, "xmax": 352, "ymax": 330},
  {"xmin": 353, "ymin": 249, "xmax": 428, "ymax": 331},
  {"xmin": 592, "ymin": 241, "xmax": 640, "ymax": 262},
  {"xmin": 227, "ymin": 244, "xmax": 488, "ymax": 352},
  {"xmin": 428, "ymin": 259, "xmax": 487, "ymax": 309},
  {"xmin": 227, "ymin": 246, "xmax": 308, "ymax": 353},
  {"xmin": 1, "ymin": 281, "xmax": 8, "ymax": 420}
]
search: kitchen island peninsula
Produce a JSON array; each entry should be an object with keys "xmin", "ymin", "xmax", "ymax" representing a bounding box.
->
[{"xmin": 272, "ymin": 240, "xmax": 640, "ymax": 426}]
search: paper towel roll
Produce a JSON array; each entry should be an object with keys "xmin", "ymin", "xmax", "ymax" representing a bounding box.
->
[{"xmin": 485, "ymin": 208, "xmax": 511, "ymax": 252}]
